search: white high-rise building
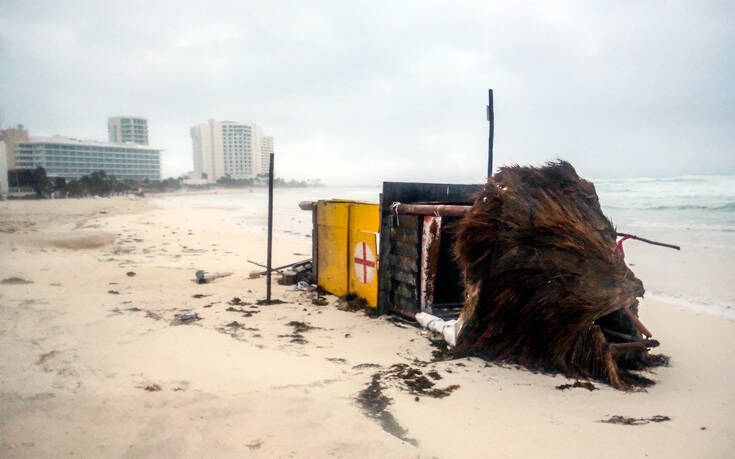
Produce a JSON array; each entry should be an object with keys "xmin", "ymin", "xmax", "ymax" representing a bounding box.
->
[
  {"xmin": 260, "ymin": 135, "xmax": 274, "ymax": 174},
  {"xmin": 108, "ymin": 116, "xmax": 149, "ymax": 145},
  {"xmin": 190, "ymin": 119, "xmax": 273, "ymax": 181}
]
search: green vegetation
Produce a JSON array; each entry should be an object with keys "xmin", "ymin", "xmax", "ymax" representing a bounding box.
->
[
  {"xmin": 216, "ymin": 173, "xmax": 322, "ymax": 188},
  {"xmin": 8, "ymin": 167, "xmax": 182, "ymax": 198},
  {"xmin": 7, "ymin": 167, "xmax": 321, "ymax": 198}
]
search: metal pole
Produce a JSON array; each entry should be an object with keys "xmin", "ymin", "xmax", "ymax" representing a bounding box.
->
[
  {"xmin": 266, "ymin": 152, "xmax": 274, "ymax": 303},
  {"xmin": 487, "ymin": 89, "xmax": 494, "ymax": 178}
]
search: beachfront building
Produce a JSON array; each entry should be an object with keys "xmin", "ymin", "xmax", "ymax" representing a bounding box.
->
[
  {"xmin": 0, "ymin": 125, "xmax": 30, "ymax": 170},
  {"xmin": 14, "ymin": 136, "xmax": 161, "ymax": 181},
  {"xmin": 260, "ymin": 135, "xmax": 274, "ymax": 173},
  {"xmin": 108, "ymin": 116, "xmax": 149, "ymax": 145},
  {"xmin": 0, "ymin": 140, "xmax": 8, "ymax": 199},
  {"xmin": 190, "ymin": 119, "xmax": 273, "ymax": 181}
]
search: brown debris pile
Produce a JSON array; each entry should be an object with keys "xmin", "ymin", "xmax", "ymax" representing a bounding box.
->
[{"xmin": 453, "ymin": 161, "xmax": 664, "ymax": 389}]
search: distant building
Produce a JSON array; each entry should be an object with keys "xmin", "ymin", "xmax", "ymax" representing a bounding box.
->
[
  {"xmin": 0, "ymin": 124, "xmax": 30, "ymax": 169},
  {"xmin": 108, "ymin": 116, "xmax": 149, "ymax": 145},
  {"xmin": 190, "ymin": 119, "xmax": 273, "ymax": 181},
  {"xmin": 260, "ymin": 135, "xmax": 274, "ymax": 173},
  {"xmin": 14, "ymin": 136, "xmax": 161, "ymax": 181},
  {"xmin": 0, "ymin": 140, "xmax": 8, "ymax": 199}
]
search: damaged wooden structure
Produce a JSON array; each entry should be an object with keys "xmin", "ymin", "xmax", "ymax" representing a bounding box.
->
[
  {"xmin": 451, "ymin": 161, "xmax": 663, "ymax": 389},
  {"xmin": 301, "ymin": 163, "xmax": 663, "ymax": 389},
  {"xmin": 377, "ymin": 182, "xmax": 480, "ymax": 319}
]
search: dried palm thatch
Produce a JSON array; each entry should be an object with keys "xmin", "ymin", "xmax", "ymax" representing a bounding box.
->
[{"xmin": 453, "ymin": 161, "xmax": 661, "ymax": 389}]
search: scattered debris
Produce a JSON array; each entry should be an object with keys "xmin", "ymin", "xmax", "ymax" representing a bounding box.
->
[
  {"xmin": 353, "ymin": 363, "xmax": 381, "ymax": 370},
  {"xmin": 430, "ymin": 340, "xmax": 453, "ymax": 362},
  {"xmin": 228, "ymin": 297, "xmax": 250, "ymax": 306},
  {"xmin": 107, "ymin": 290, "xmax": 120, "ymax": 295},
  {"xmin": 1, "ymin": 277, "xmax": 33, "ymax": 285},
  {"xmin": 601, "ymin": 415, "xmax": 671, "ymax": 425},
  {"xmin": 278, "ymin": 270, "xmax": 298, "ymax": 285},
  {"xmin": 145, "ymin": 311, "xmax": 162, "ymax": 321},
  {"xmin": 142, "ymin": 384, "xmax": 162, "ymax": 392},
  {"xmin": 256, "ymin": 298, "xmax": 285, "ymax": 305},
  {"xmin": 327, "ymin": 357, "xmax": 347, "ymax": 364},
  {"xmin": 427, "ymin": 370, "xmax": 442, "ymax": 380},
  {"xmin": 278, "ymin": 321, "xmax": 317, "ymax": 344},
  {"xmin": 245, "ymin": 440, "xmax": 263, "ymax": 451},
  {"xmin": 126, "ymin": 271, "xmax": 136, "ymax": 277},
  {"xmin": 287, "ymin": 321, "xmax": 316, "ymax": 333},
  {"xmin": 556, "ymin": 381, "xmax": 598, "ymax": 391},
  {"xmin": 356, "ymin": 374, "xmax": 418, "ymax": 447},
  {"xmin": 126, "ymin": 307, "xmax": 142, "ymax": 312},
  {"xmin": 225, "ymin": 306, "xmax": 260, "ymax": 317},
  {"xmin": 311, "ymin": 296, "xmax": 329, "ymax": 306},
  {"xmin": 195, "ymin": 270, "xmax": 233, "ymax": 284},
  {"xmin": 37, "ymin": 350, "xmax": 59, "ymax": 365},
  {"xmin": 170, "ymin": 311, "xmax": 200, "ymax": 325},
  {"xmin": 192, "ymin": 294, "xmax": 211, "ymax": 299},
  {"xmin": 336, "ymin": 293, "xmax": 376, "ymax": 315},
  {"xmin": 296, "ymin": 281, "xmax": 317, "ymax": 291},
  {"xmin": 386, "ymin": 364, "xmax": 460, "ymax": 398}
]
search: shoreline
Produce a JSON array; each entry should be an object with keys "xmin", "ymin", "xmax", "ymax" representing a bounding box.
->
[{"xmin": 1, "ymin": 196, "xmax": 734, "ymax": 457}]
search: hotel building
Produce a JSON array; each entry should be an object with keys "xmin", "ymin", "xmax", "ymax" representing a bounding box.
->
[
  {"xmin": 190, "ymin": 119, "xmax": 274, "ymax": 181},
  {"xmin": 108, "ymin": 116, "xmax": 149, "ymax": 145},
  {"xmin": 14, "ymin": 136, "xmax": 161, "ymax": 181},
  {"xmin": 0, "ymin": 125, "xmax": 30, "ymax": 169},
  {"xmin": 0, "ymin": 141, "xmax": 8, "ymax": 198}
]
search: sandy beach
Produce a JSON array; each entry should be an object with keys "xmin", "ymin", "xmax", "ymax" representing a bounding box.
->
[{"xmin": 1, "ymin": 195, "xmax": 734, "ymax": 458}]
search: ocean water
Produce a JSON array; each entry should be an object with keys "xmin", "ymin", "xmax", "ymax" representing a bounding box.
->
[{"xmin": 156, "ymin": 175, "xmax": 735, "ymax": 318}]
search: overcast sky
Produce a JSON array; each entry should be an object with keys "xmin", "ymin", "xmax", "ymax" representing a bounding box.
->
[{"xmin": 1, "ymin": 1, "xmax": 733, "ymax": 185}]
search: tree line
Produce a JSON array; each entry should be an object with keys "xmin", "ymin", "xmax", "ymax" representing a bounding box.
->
[
  {"xmin": 8, "ymin": 167, "xmax": 323, "ymax": 198},
  {"xmin": 8, "ymin": 167, "xmax": 182, "ymax": 198}
]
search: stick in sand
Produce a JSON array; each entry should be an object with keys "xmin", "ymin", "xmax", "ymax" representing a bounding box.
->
[{"xmin": 616, "ymin": 233, "xmax": 680, "ymax": 251}]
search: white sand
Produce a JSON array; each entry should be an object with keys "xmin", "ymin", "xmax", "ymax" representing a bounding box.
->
[{"xmin": 1, "ymin": 196, "xmax": 733, "ymax": 458}]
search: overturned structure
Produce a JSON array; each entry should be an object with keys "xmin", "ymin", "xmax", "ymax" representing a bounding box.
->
[{"xmin": 453, "ymin": 161, "xmax": 661, "ymax": 389}]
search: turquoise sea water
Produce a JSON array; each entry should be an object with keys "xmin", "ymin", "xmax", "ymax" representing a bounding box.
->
[{"xmin": 157, "ymin": 175, "xmax": 735, "ymax": 318}]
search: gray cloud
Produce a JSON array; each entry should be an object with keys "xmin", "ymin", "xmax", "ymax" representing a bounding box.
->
[{"xmin": 1, "ymin": 0, "xmax": 733, "ymax": 185}]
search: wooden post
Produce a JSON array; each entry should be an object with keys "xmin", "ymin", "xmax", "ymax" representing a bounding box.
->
[
  {"xmin": 487, "ymin": 89, "xmax": 494, "ymax": 179},
  {"xmin": 266, "ymin": 152, "xmax": 274, "ymax": 303}
]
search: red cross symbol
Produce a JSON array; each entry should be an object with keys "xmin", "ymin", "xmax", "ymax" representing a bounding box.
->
[{"xmin": 353, "ymin": 241, "xmax": 375, "ymax": 284}]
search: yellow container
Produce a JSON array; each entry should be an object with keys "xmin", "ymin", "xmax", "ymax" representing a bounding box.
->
[{"xmin": 316, "ymin": 200, "xmax": 379, "ymax": 306}]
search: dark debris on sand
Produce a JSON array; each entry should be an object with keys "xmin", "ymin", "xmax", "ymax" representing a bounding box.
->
[
  {"xmin": 336, "ymin": 293, "xmax": 377, "ymax": 316},
  {"xmin": 601, "ymin": 415, "xmax": 671, "ymax": 425},
  {"xmin": 256, "ymin": 298, "xmax": 286, "ymax": 305},
  {"xmin": 277, "ymin": 321, "xmax": 318, "ymax": 345},
  {"xmin": 556, "ymin": 381, "xmax": 598, "ymax": 391},
  {"xmin": 1, "ymin": 277, "xmax": 33, "ymax": 285},
  {"xmin": 356, "ymin": 374, "xmax": 418, "ymax": 447}
]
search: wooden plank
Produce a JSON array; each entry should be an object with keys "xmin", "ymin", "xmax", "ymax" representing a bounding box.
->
[
  {"xmin": 391, "ymin": 268, "xmax": 417, "ymax": 286},
  {"xmin": 388, "ymin": 254, "xmax": 418, "ymax": 272},
  {"xmin": 393, "ymin": 282, "xmax": 416, "ymax": 300},
  {"xmin": 393, "ymin": 241, "xmax": 419, "ymax": 258},
  {"xmin": 389, "ymin": 228, "xmax": 419, "ymax": 245}
]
